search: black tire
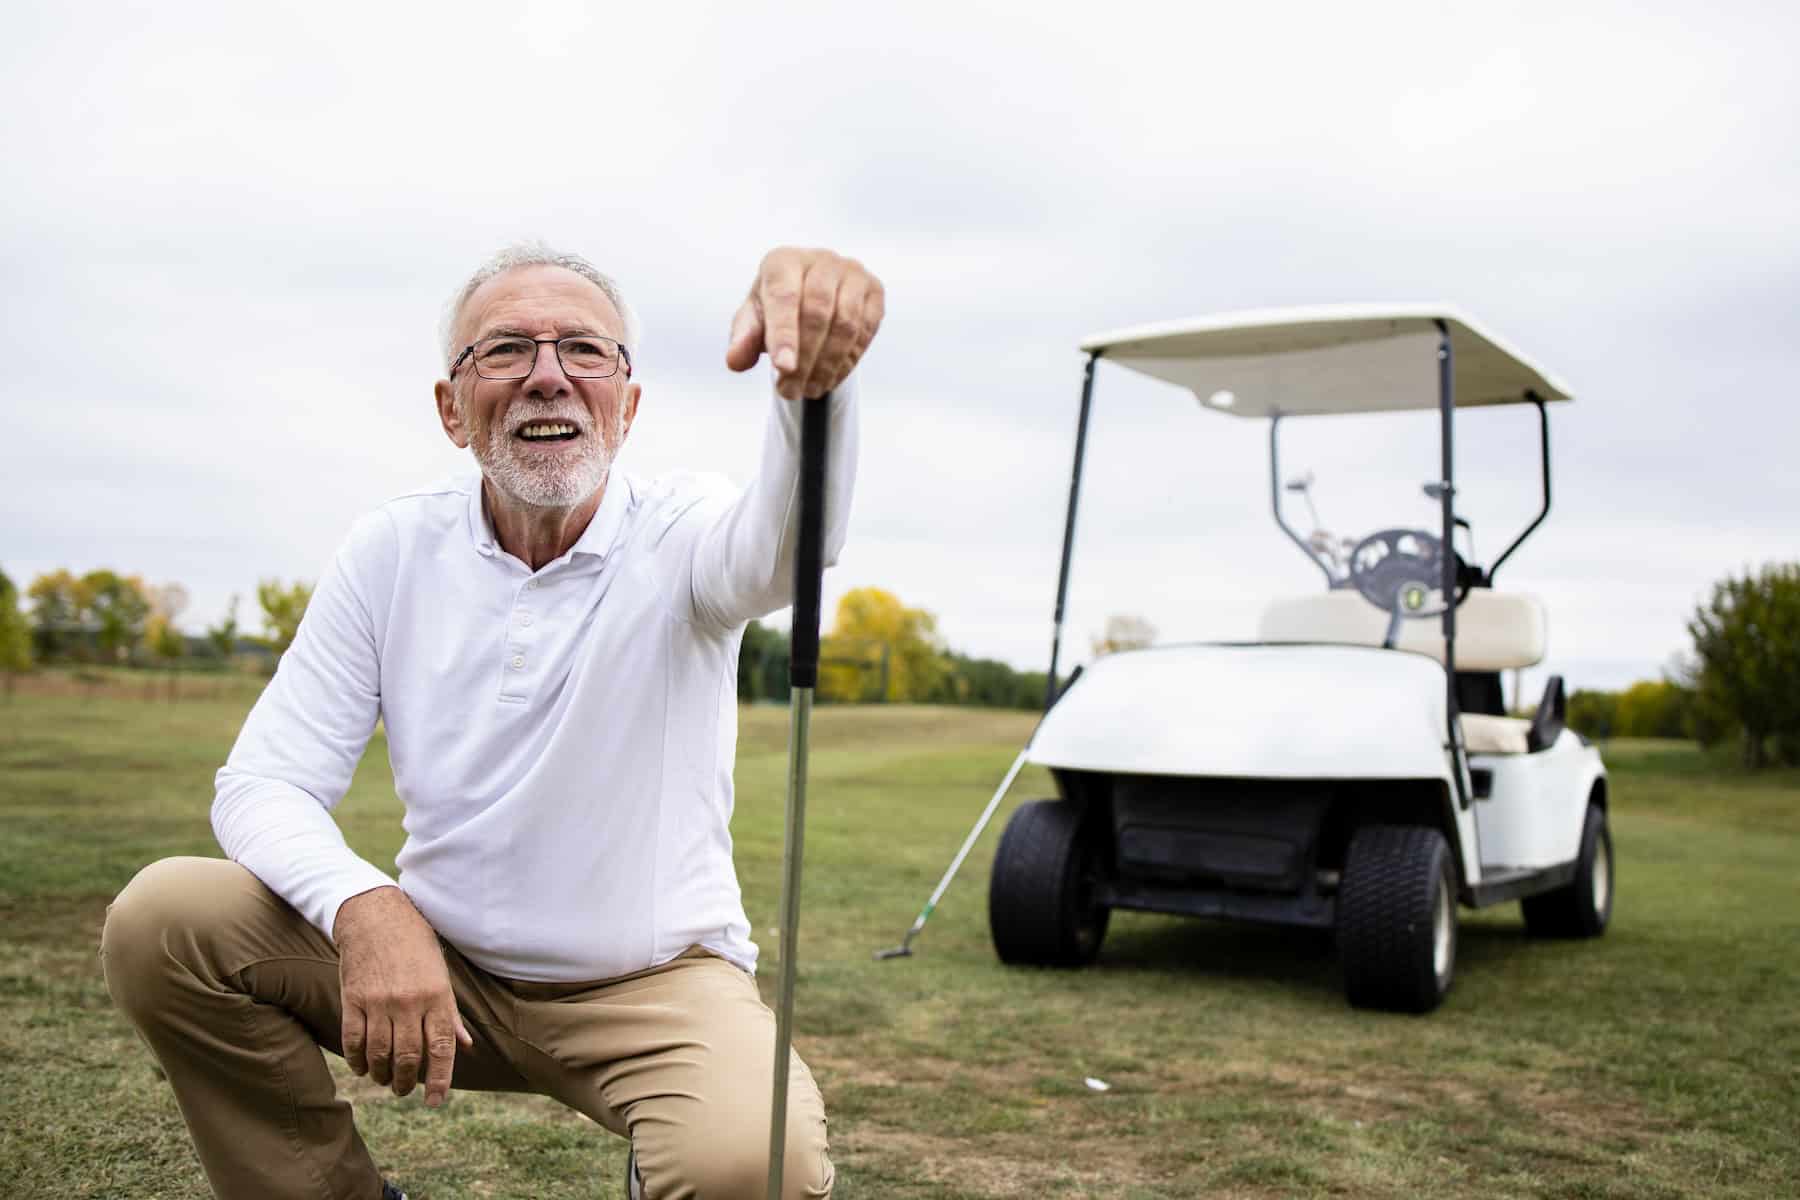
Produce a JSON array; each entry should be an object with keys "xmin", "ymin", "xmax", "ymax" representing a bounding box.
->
[
  {"xmin": 1338, "ymin": 824, "xmax": 1457, "ymax": 1013},
  {"xmin": 1521, "ymin": 804, "xmax": 1613, "ymax": 938},
  {"xmin": 988, "ymin": 799, "xmax": 1110, "ymax": 966}
]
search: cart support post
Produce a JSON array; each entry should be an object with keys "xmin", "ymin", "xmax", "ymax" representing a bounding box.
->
[
  {"xmin": 1433, "ymin": 322, "xmax": 1470, "ymax": 811},
  {"xmin": 1488, "ymin": 395, "xmax": 1552, "ymax": 581},
  {"xmin": 1270, "ymin": 415, "xmax": 1337, "ymax": 585},
  {"xmin": 1045, "ymin": 352, "xmax": 1099, "ymax": 710},
  {"xmin": 767, "ymin": 392, "xmax": 831, "ymax": 1200}
]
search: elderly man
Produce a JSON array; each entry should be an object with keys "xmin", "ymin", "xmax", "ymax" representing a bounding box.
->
[{"xmin": 101, "ymin": 243, "xmax": 881, "ymax": 1199}]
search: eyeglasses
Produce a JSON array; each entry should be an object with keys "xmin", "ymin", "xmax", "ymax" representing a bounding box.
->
[{"xmin": 450, "ymin": 334, "xmax": 632, "ymax": 381}]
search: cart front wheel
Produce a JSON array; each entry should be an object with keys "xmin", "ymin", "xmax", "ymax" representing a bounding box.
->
[
  {"xmin": 989, "ymin": 799, "xmax": 1110, "ymax": 967},
  {"xmin": 1338, "ymin": 823, "xmax": 1457, "ymax": 1013}
]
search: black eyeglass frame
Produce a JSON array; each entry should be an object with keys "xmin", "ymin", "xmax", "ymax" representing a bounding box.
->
[{"xmin": 449, "ymin": 334, "xmax": 633, "ymax": 381}]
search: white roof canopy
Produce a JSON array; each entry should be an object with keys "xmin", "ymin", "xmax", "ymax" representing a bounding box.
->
[{"xmin": 1080, "ymin": 304, "xmax": 1573, "ymax": 418}]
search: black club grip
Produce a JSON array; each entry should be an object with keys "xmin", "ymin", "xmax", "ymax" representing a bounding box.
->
[{"xmin": 787, "ymin": 392, "xmax": 831, "ymax": 689}]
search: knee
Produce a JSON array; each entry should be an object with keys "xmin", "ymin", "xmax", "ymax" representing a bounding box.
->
[
  {"xmin": 656, "ymin": 1116, "xmax": 831, "ymax": 1200},
  {"xmin": 101, "ymin": 857, "xmax": 250, "ymax": 1012},
  {"xmin": 771, "ymin": 1119, "xmax": 834, "ymax": 1200},
  {"xmin": 783, "ymin": 1115, "xmax": 835, "ymax": 1200}
]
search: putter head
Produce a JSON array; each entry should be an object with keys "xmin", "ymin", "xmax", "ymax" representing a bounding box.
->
[{"xmin": 872, "ymin": 945, "xmax": 913, "ymax": 961}]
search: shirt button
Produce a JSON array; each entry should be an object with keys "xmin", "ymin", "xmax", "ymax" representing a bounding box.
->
[
  {"xmin": 526, "ymin": 579, "xmax": 540, "ymax": 591},
  {"xmin": 520, "ymin": 614, "xmax": 534, "ymax": 627},
  {"xmin": 511, "ymin": 654, "xmax": 525, "ymax": 670}
]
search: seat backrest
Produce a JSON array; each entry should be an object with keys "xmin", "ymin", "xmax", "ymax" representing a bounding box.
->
[
  {"xmin": 1258, "ymin": 589, "xmax": 1547, "ymax": 670},
  {"xmin": 1527, "ymin": 674, "xmax": 1567, "ymax": 751}
]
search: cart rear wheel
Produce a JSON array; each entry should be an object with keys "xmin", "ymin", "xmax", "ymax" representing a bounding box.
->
[
  {"xmin": 1522, "ymin": 803, "xmax": 1613, "ymax": 938},
  {"xmin": 1338, "ymin": 824, "xmax": 1457, "ymax": 1013},
  {"xmin": 989, "ymin": 799, "xmax": 1110, "ymax": 966}
]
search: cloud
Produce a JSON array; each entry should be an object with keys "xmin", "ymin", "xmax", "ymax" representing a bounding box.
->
[{"xmin": 2, "ymin": 0, "xmax": 1796, "ymax": 693}]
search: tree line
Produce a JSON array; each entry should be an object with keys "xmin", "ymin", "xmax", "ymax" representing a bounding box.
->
[
  {"xmin": 1567, "ymin": 680, "xmax": 1716, "ymax": 742},
  {"xmin": 7, "ymin": 561, "xmax": 1797, "ymax": 761},
  {"xmin": 0, "ymin": 566, "xmax": 314, "ymax": 676},
  {"xmin": 0, "ymin": 568, "xmax": 1052, "ymax": 711},
  {"xmin": 739, "ymin": 587, "xmax": 1052, "ymax": 710}
]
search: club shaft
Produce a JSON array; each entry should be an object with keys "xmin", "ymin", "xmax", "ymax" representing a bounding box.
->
[
  {"xmin": 767, "ymin": 685, "xmax": 812, "ymax": 1200},
  {"xmin": 768, "ymin": 392, "xmax": 831, "ymax": 1200}
]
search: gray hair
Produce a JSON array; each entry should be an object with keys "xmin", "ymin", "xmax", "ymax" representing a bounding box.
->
[{"xmin": 440, "ymin": 240, "xmax": 643, "ymax": 372}]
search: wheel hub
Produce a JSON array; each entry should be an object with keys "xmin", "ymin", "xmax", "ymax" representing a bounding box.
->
[
  {"xmin": 1432, "ymin": 880, "xmax": 1453, "ymax": 981},
  {"xmin": 1591, "ymin": 838, "xmax": 1611, "ymax": 913}
]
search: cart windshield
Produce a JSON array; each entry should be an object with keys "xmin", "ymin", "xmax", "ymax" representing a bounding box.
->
[{"xmin": 1053, "ymin": 364, "xmax": 1557, "ymax": 675}]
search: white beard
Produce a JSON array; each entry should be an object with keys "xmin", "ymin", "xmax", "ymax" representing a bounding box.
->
[{"xmin": 470, "ymin": 409, "xmax": 621, "ymax": 510}]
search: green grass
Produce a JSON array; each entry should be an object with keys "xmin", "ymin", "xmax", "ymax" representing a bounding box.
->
[{"xmin": 2, "ymin": 673, "xmax": 1797, "ymax": 1197}]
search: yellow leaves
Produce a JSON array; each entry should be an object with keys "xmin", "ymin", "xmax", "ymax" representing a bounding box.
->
[
  {"xmin": 145, "ymin": 612, "xmax": 186, "ymax": 662},
  {"xmin": 818, "ymin": 587, "xmax": 947, "ymax": 703}
]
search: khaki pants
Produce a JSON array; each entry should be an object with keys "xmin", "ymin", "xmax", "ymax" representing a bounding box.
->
[{"xmin": 100, "ymin": 857, "xmax": 832, "ymax": 1200}]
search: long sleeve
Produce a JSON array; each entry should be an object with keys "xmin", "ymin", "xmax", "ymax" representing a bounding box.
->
[
  {"xmin": 686, "ymin": 375, "xmax": 859, "ymax": 630},
  {"xmin": 212, "ymin": 514, "xmax": 398, "ymax": 939}
]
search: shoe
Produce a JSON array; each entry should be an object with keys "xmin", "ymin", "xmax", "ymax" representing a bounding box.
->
[
  {"xmin": 625, "ymin": 1147, "xmax": 643, "ymax": 1200},
  {"xmin": 381, "ymin": 1183, "xmax": 408, "ymax": 1200}
]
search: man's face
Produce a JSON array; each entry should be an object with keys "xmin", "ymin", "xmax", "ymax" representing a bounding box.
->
[{"xmin": 434, "ymin": 265, "xmax": 641, "ymax": 510}]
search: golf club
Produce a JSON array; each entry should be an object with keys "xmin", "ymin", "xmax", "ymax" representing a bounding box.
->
[{"xmin": 767, "ymin": 389, "xmax": 831, "ymax": 1200}]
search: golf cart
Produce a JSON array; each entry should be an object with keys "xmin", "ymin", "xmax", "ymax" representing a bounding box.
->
[{"xmin": 984, "ymin": 306, "xmax": 1612, "ymax": 1013}]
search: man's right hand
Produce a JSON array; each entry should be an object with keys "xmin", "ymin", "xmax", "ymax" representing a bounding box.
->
[{"xmin": 333, "ymin": 886, "xmax": 473, "ymax": 1108}]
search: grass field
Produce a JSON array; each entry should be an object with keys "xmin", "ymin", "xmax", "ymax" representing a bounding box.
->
[{"xmin": 2, "ymin": 671, "xmax": 1797, "ymax": 1198}]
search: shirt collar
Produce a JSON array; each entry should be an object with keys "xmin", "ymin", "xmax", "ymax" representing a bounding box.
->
[
  {"xmin": 568, "ymin": 472, "xmax": 631, "ymax": 560},
  {"xmin": 465, "ymin": 473, "xmax": 633, "ymax": 564},
  {"xmin": 465, "ymin": 478, "xmax": 497, "ymax": 557}
]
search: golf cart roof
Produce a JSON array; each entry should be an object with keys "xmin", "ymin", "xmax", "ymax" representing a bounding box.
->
[{"xmin": 1080, "ymin": 303, "xmax": 1573, "ymax": 418}]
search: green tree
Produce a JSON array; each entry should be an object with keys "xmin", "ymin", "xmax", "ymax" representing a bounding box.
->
[
  {"xmin": 1687, "ymin": 562, "xmax": 1800, "ymax": 767},
  {"xmin": 932, "ymin": 652, "xmax": 1042, "ymax": 710},
  {"xmin": 818, "ymin": 587, "xmax": 946, "ymax": 703},
  {"xmin": 0, "ymin": 568, "xmax": 33, "ymax": 696},
  {"xmin": 147, "ymin": 614, "xmax": 185, "ymax": 663},
  {"xmin": 26, "ymin": 568, "xmax": 84, "ymax": 659},
  {"xmin": 207, "ymin": 595, "xmax": 242, "ymax": 660},
  {"xmin": 1612, "ymin": 679, "xmax": 1693, "ymax": 739},
  {"xmin": 81, "ymin": 570, "xmax": 151, "ymax": 663},
  {"xmin": 145, "ymin": 582, "xmax": 189, "ymax": 699},
  {"xmin": 1565, "ymin": 689, "xmax": 1618, "ymax": 740},
  {"xmin": 737, "ymin": 619, "xmax": 789, "ymax": 702},
  {"xmin": 257, "ymin": 579, "xmax": 314, "ymax": 660}
]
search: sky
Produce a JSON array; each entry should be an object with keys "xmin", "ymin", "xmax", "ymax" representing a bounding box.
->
[{"xmin": 3, "ymin": 0, "xmax": 1796, "ymax": 695}]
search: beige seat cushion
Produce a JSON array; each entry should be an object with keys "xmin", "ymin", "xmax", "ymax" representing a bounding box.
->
[
  {"xmin": 1258, "ymin": 589, "xmax": 1547, "ymax": 671},
  {"xmin": 1462, "ymin": 713, "xmax": 1531, "ymax": 755}
]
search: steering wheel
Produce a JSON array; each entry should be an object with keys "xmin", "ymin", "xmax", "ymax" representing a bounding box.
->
[{"xmin": 1347, "ymin": 528, "xmax": 1469, "ymax": 649}]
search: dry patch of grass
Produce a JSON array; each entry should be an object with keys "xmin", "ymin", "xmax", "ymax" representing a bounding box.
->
[{"xmin": 807, "ymin": 1041, "xmax": 1675, "ymax": 1200}]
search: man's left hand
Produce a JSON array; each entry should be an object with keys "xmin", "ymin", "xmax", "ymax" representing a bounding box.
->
[{"xmin": 726, "ymin": 248, "xmax": 884, "ymax": 401}]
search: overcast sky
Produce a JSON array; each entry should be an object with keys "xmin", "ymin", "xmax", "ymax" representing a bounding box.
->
[{"xmin": 4, "ymin": 0, "xmax": 1795, "ymax": 693}]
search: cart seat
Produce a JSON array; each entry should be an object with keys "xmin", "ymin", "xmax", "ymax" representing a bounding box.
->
[
  {"xmin": 1461, "ymin": 713, "xmax": 1531, "ymax": 755},
  {"xmin": 1257, "ymin": 589, "xmax": 1547, "ymax": 671}
]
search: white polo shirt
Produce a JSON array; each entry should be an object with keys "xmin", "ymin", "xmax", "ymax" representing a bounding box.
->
[{"xmin": 213, "ymin": 382, "xmax": 858, "ymax": 982}]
